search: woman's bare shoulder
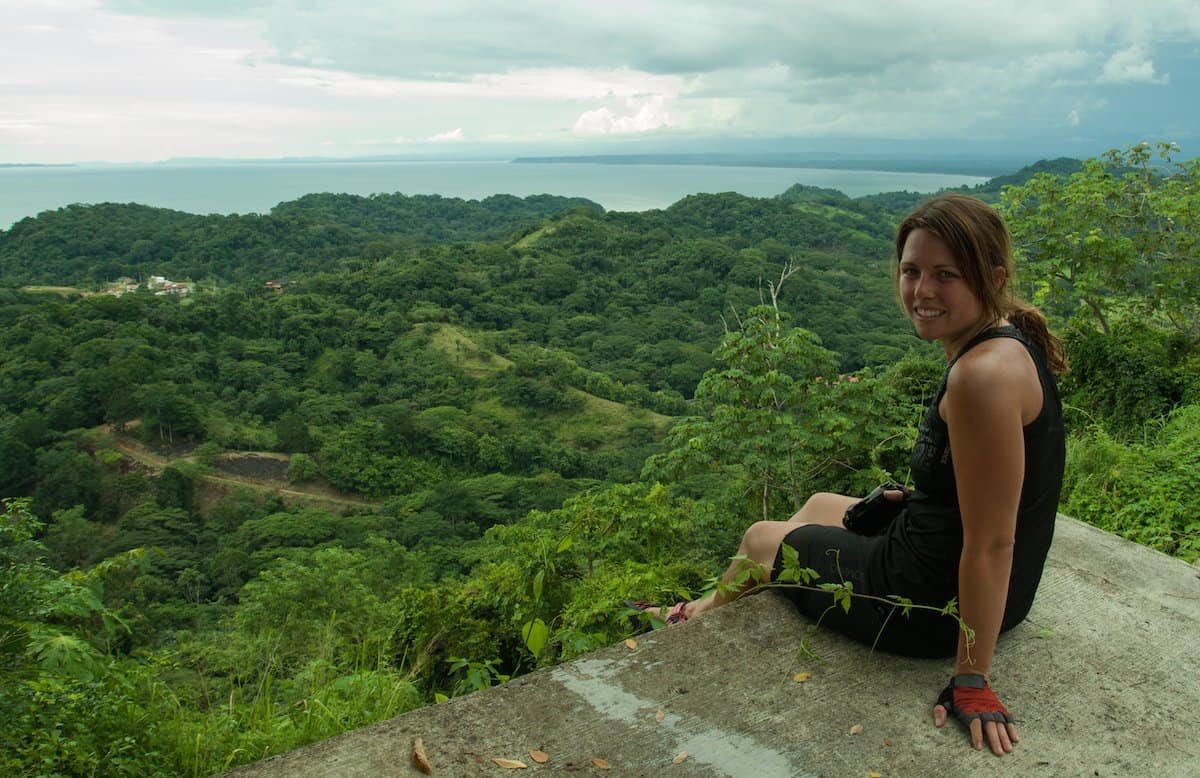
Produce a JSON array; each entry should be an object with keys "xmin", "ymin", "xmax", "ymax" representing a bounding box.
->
[{"xmin": 945, "ymin": 337, "xmax": 1041, "ymax": 422}]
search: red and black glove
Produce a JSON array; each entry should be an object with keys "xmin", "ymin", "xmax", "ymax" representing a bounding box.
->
[{"xmin": 936, "ymin": 673, "xmax": 1011, "ymax": 728}]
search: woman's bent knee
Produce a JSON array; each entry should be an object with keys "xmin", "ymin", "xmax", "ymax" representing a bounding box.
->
[{"xmin": 741, "ymin": 521, "xmax": 795, "ymax": 564}]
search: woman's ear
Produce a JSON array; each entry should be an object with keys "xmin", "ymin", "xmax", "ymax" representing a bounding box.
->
[{"xmin": 993, "ymin": 265, "xmax": 1007, "ymax": 290}]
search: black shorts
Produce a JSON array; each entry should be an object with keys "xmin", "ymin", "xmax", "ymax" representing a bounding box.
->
[{"xmin": 771, "ymin": 525, "xmax": 959, "ymax": 658}]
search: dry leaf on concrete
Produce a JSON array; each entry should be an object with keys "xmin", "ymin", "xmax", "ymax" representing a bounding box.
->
[
  {"xmin": 867, "ymin": 772, "xmax": 884, "ymax": 778},
  {"xmin": 883, "ymin": 737, "xmax": 895, "ymax": 747},
  {"xmin": 592, "ymin": 757, "xmax": 612, "ymax": 769},
  {"xmin": 529, "ymin": 750, "xmax": 549, "ymax": 764},
  {"xmin": 793, "ymin": 672, "xmax": 812, "ymax": 683},
  {"xmin": 655, "ymin": 709, "xmax": 665, "ymax": 723},
  {"xmin": 624, "ymin": 638, "xmax": 637, "ymax": 649},
  {"xmin": 412, "ymin": 737, "xmax": 433, "ymax": 775},
  {"xmin": 491, "ymin": 757, "xmax": 528, "ymax": 769},
  {"xmin": 672, "ymin": 752, "xmax": 689, "ymax": 764},
  {"xmin": 849, "ymin": 723, "xmax": 864, "ymax": 735}
]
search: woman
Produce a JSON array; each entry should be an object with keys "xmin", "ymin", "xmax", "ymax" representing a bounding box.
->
[{"xmin": 637, "ymin": 194, "xmax": 1066, "ymax": 756}]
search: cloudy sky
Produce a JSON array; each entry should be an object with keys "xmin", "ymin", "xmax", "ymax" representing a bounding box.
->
[{"xmin": 2, "ymin": 0, "xmax": 1198, "ymax": 164}]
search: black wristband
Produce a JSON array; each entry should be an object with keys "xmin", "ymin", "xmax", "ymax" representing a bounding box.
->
[{"xmin": 950, "ymin": 673, "xmax": 987, "ymax": 689}]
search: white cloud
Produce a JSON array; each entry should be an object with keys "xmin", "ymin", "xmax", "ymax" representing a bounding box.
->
[
  {"xmin": 273, "ymin": 67, "xmax": 683, "ymax": 103},
  {"xmin": 572, "ymin": 96, "xmax": 676, "ymax": 136},
  {"xmin": 470, "ymin": 69, "xmax": 683, "ymax": 102},
  {"xmin": 1067, "ymin": 110, "xmax": 1080, "ymax": 126},
  {"xmin": 429, "ymin": 128, "xmax": 465, "ymax": 142},
  {"xmin": 1099, "ymin": 46, "xmax": 1168, "ymax": 84}
]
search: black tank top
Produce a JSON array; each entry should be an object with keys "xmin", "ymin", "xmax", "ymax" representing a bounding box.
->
[{"xmin": 873, "ymin": 325, "xmax": 1065, "ymax": 628}]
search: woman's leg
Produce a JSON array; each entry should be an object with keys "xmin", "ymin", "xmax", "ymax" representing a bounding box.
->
[
  {"xmin": 682, "ymin": 492, "xmax": 859, "ymax": 619},
  {"xmin": 785, "ymin": 492, "xmax": 859, "ymax": 527}
]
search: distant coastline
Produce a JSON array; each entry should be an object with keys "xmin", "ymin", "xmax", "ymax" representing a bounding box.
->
[
  {"xmin": 0, "ymin": 159, "xmax": 991, "ymax": 229},
  {"xmin": 2, "ymin": 153, "xmax": 1022, "ymax": 178},
  {"xmin": 511, "ymin": 153, "xmax": 1019, "ymax": 178}
]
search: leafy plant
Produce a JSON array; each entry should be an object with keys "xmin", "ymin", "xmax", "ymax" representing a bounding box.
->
[
  {"xmin": 1061, "ymin": 404, "xmax": 1200, "ymax": 561},
  {"xmin": 1003, "ymin": 141, "xmax": 1200, "ymax": 340}
]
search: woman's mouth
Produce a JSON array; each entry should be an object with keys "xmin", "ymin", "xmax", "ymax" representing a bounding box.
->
[{"xmin": 913, "ymin": 308, "xmax": 945, "ymax": 319}]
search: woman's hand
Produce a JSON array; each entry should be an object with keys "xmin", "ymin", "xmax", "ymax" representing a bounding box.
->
[{"xmin": 933, "ymin": 674, "xmax": 1020, "ymax": 756}]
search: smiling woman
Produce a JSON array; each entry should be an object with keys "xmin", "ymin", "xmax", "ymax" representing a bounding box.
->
[{"xmin": 634, "ymin": 194, "xmax": 1068, "ymax": 757}]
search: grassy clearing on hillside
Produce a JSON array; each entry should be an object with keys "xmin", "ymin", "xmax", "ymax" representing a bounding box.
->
[
  {"xmin": 573, "ymin": 390, "xmax": 670, "ymax": 430},
  {"xmin": 789, "ymin": 202, "xmax": 867, "ymax": 222},
  {"xmin": 424, "ymin": 324, "xmax": 676, "ymax": 432},
  {"xmin": 471, "ymin": 385, "xmax": 670, "ymax": 452},
  {"xmin": 788, "ymin": 203, "xmax": 880, "ymax": 243},
  {"xmin": 21, "ymin": 285, "xmax": 88, "ymax": 296},
  {"xmin": 513, "ymin": 224, "xmax": 553, "ymax": 248},
  {"xmin": 565, "ymin": 390, "xmax": 672, "ymax": 454},
  {"xmin": 469, "ymin": 396, "xmax": 524, "ymax": 426},
  {"xmin": 426, "ymin": 323, "xmax": 514, "ymax": 377}
]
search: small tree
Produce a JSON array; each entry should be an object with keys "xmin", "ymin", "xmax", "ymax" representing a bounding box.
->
[
  {"xmin": 643, "ymin": 265, "xmax": 935, "ymax": 520},
  {"xmin": 287, "ymin": 452, "xmax": 319, "ymax": 483},
  {"xmin": 1003, "ymin": 142, "xmax": 1200, "ymax": 339},
  {"xmin": 643, "ymin": 267, "xmax": 841, "ymax": 520}
]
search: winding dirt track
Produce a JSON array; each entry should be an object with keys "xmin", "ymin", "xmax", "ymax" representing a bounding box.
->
[{"xmin": 100, "ymin": 429, "xmax": 374, "ymax": 510}]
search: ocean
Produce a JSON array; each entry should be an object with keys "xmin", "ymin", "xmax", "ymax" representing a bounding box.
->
[{"xmin": 0, "ymin": 160, "xmax": 988, "ymax": 230}]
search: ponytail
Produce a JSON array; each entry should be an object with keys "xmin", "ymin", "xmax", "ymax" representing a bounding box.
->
[{"xmin": 1006, "ymin": 301, "xmax": 1068, "ymax": 373}]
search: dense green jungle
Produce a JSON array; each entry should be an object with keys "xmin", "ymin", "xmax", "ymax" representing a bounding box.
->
[{"xmin": 1, "ymin": 143, "xmax": 1197, "ymax": 776}]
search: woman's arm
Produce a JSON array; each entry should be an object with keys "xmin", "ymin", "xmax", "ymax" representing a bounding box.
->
[{"xmin": 937, "ymin": 340, "xmax": 1035, "ymax": 755}]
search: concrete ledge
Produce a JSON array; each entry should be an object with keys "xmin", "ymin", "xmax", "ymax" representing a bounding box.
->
[{"xmin": 228, "ymin": 517, "xmax": 1200, "ymax": 777}]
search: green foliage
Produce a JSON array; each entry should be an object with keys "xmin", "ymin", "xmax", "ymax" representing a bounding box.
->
[
  {"xmin": 1003, "ymin": 142, "xmax": 1200, "ymax": 338},
  {"xmin": 286, "ymin": 452, "xmax": 319, "ymax": 483},
  {"xmin": 154, "ymin": 466, "xmax": 195, "ymax": 511},
  {"xmin": 999, "ymin": 143, "xmax": 1200, "ymax": 562},
  {"xmin": 226, "ymin": 546, "xmax": 405, "ymax": 679},
  {"xmin": 1059, "ymin": 321, "xmax": 1194, "ymax": 434},
  {"xmin": 433, "ymin": 482, "xmax": 723, "ymax": 679},
  {"xmin": 646, "ymin": 301, "xmax": 939, "ymax": 521},
  {"xmin": 275, "ymin": 411, "xmax": 315, "ymax": 453},
  {"xmin": 0, "ymin": 498, "xmax": 161, "ymax": 776},
  {"xmin": 446, "ymin": 656, "xmax": 511, "ymax": 696},
  {"xmin": 646, "ymin": 303, "xmax": 838, "ymax": 517},
  {"xmin": 32, "ymin": 440, "xmax": 104, "ymax": 518},
  {"xmin": 1061, "ymin": 405, "xmax": 1200, "ymax": 561},
  {"xmin": 42, "ymin": 504, "xmax": 102, "ymax": 569}
]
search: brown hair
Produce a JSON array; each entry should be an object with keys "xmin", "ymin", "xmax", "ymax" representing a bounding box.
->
[{"xmin": 895, "ymin": 194, "xmax": 1067, "ymax": 372}]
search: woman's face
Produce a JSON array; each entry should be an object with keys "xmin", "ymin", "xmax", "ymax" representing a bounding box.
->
[{"xmin": 898, "ymin": 228, "xmax": 989, "ymax": 359}]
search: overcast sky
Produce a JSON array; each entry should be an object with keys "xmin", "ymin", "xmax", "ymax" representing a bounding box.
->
[{"xmin": 3, "ymin": 0, "xmax": 1198, "ymax": 163}]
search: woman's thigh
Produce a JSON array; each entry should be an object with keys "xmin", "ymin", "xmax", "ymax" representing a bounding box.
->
[
  {"xmin": 786, "ymin": 492, "xmax": 859, "ymax": 527},
  {"xmin": 771, "ymin": 524, "xmax": 957, "ymax": 658}
]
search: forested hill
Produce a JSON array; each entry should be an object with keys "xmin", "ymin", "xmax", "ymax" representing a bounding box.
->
[
  {"xmin": 0, "ymin": 189, "xmax": 922, "ymax": 371},
  {"xmin": 0, "ymin": 192, "xmax": 600, "ymax": 286},
  {"xmin": 799, "ymin": 156, "xmax": 1088, "ymax": 214},
  {"xmin": 0, "ymin": 158, "xmax": 1087, "ymax": 290}
]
